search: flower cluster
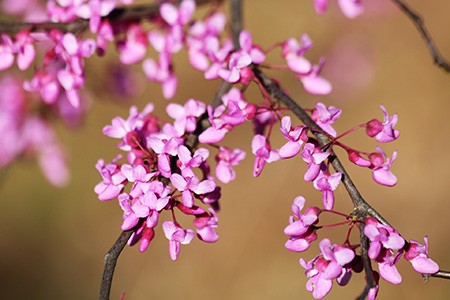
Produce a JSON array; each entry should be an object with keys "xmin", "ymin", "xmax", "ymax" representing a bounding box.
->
[
  {"xmin": 0, "ymin": 75, "xmax": 69, "ymax": 186},
  {"xmin": 283, "ymin": 199, "xmax": 439, "ymax": 299},
  {"xmin": 95, "ymin": 97, "xmax": 247, "ymax": 259}
]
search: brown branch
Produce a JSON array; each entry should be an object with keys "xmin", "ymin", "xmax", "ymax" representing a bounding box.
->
[
  {"xmin": 430, "ymin": 270, "xmax": 450, "ymax": 280},
  {"xmin": 230, "ymin": 0, "xmax": 243, "ymax": 49},
  {"xmin": 356, "ymin": 222, "xmax": 377, "ymax": 300},
  {"xmin": 0, "ymin": 0, "xmax": 223, "ymax": 35},
  {"xmin": 391, "ymin": 0, "xmax": 450, "ymax": 72},
  {"xmin": 100, "ymin": 228, "xmax": 135, "ymax": 300}
]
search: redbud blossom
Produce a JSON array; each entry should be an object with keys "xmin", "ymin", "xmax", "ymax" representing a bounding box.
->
[{"xmin": 404, "ymin": 237, "xmax": 439, "ymax": 274}]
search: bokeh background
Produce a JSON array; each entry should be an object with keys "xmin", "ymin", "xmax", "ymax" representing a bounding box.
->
[{"xmin": 1, "ymin": 0, "xmax": 450, "ymax": 299}]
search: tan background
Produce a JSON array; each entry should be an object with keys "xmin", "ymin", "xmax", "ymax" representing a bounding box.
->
[{"xmin": 1, "ymin": 0, "xmax": 450, "ymax": 299}]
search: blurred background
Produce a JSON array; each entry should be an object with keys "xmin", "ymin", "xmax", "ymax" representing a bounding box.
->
[{"xmin": 1, "ymin": 0, "xmax": 450, "ymax": 299}]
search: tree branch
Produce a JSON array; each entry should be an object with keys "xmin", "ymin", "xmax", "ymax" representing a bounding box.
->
[
  {"xmin": 100, "ymin": 228, "xmax": 135, "ymax": 300},
  {"xmin": 391, "ymin": 0, "xmax": 450, "ymax": 72},
  {"xmin": 356, "ymin": 222, "xmax": 376, "ymax": 300},
  {"xmin": 230, "ymin": 0, "xmax": 243, "ymax": 49}
]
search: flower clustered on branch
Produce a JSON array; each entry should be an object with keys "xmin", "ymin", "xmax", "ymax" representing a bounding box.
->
[{"xmin": 0, "ymin": 0, "xmax": 446, "ymax": 299}]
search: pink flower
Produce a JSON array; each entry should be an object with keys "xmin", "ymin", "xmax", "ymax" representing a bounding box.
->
[
  {"xmin": 215, "ymin": 147, "xmax": 246, "ymax": 184},
  {"xmin": 176, "ymin": 145, "xmax": 209, "ymax": 177},
  {"xmin": 15, "ymin": 31, "xmax": 36, "ymax": 70},
  {"xmin": 193, "ymin": 209, "xmax": 219, "ymax": 243},
  {"xmin": 365, "ymin": 105, "xmax": 400, "ymax": 143},
  {"xmin": 218, "ymin": 30, "xmax": 265, "ymax": 84},
  {"xmin": 279, "ymin": 116, "xmax": 308, "ymax": 158},
  {"xmin": 170, "ymin": 173, "xmax": 216, "ymax": 207},
  {"xmin": 284, "ymin": 196, "xmax": 321, "ymax": 252},
  {"xmin": 143, "ymin": 52, "xmax": 177, "ymax": 99},
  {"xmin": 282, "ymin": 34, "xmax": 313, "ymax": 74},
  {"xmin": 128, "ymin": 225, "xmax": 155, "ymax": 253},
  {"xmin": 348, "ymin": 150, "xmax": 371, "ymax": 167},
  {"xmin": 298, "ymin": 60, "xmax": 332, "ymax": 95},
  {"xmin": 166, "ymin": 99, "xmax": 206, "ymax": 134},
  {"xmin": 364, "ymin": 217, "xmax": 405, "ymax": 259},
  {"xmin": 162, "ymin": 221, "xmax": 195, "ymax": 261},
  {"xmin": 75, "ymin": 0, "xmax": 116, "ymax": 33},
  {"xmin": 251, "ymin": 134, "xmax": 279, "ymax": 177},
  {"xmin": 369, "ymin": 147, "xmax": 397, "ymax": 187},
  {"xmin": 118, "ymin": 25, "xmax": 148, "ymax": 65},
  {"xmin": 160, "ymin": 0, "xmax": 195, "ymax": 27},
  {"xmin": 301, "ymin": 143, "xmax": 330, "ymax": 181},
  {"xmin": 404, "ymin": 237, "xmax": 439, "ymax": 274},
  {"xmin": 118, "ymin": 193, "xmax": 150, "ymax": 230},
  {"xmin": 364, "ymin": 217, "xmax": 405, "ymax": 284},
  {"xmin": 300, "ymin": 239, "xmax": 355, "ymax": 299},
  {"xmin": 313, "ymin": 171, "xmax": 342, "ymax": 209},
  {"xmin": 187, "ymin": 12, "xmax": 227, "ymax": 71},
  {"xmin": 94, "ymin": 156, "xmax": 126, "ymax": 201},
  {"xmin": 311, "ymin": 102, "xmax": 342, "ymax": 137},
  {"xmin": 0, "ymin": 34, "xmax": 16, "ymax": 71}
]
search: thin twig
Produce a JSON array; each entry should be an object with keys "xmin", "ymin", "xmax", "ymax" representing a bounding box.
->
[
  {"xmin": 100, "ymin": 229, "xmax": 136, "ymax": 300},
  {"xmin": 431, "ymin": 270, "xmax": 450, "ymax": 280},
  {"xmin": 356, "ymin": 222, "xmax": 376, "ymax": 300},
  {"xmin": 391, "ymin": 0, "xmax": 450, "ymax": 72},
  {"xmin": 230, "ymin": 0, "xmax": 243, "ymax": 49}
]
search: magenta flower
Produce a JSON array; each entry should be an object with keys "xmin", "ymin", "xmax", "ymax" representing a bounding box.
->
[
  {"xmin": 24, "ymin": 70, "xmax": 60, "ymax": 104},
  {"xmin": 193, "ymin": 209, "xmax": 219, "ymax": 243},
  {"xmin": 118, "ymin": 192, "xmax": 150, "ymax": 230},
  {"xmin": 282, "ymin": 34, "xmax": 313, "ymax": 74},
  {"xmin": 102, "ymin": 104, "xmax": 155, "ymax": 151},
  {"xmin": 160, "ymin": 0, "xmax": 195, "ymax": 27},
  {"xmin": 298, "ymin": 61, "xmax": 332, "ymax": 95},
  {"xmin": 311, "ymin": 102, "xmax": 342, "ymax": 137},
  {"xmin": 128, "ymin": 226, "xmax": 155, "ymax": 253},
  {"xmin": 279, "ymin": 116, "xmax": 308, "ymax": 158},
  {"xmin": 284, "ymin": 196, "xmax": 321, "ymax": 252},
  {"xmin": 404, "ymin": 237, "xmax": 439, "ymax": 274},
  {"xmin": 94, "ymin": 156, "xmax": 126, "ymax": 201},
  {"xmin": 0, "ymin": 34, "xmax": 14, "ymax": 71},
  {"xmin": 215, "ymin": 147, "xmax": 246, "ymax": 184},
  {"xmin": 118, "ymin": 25, "xmax": 148, "ymax": 65},
  {"xmin": 147, "ymin": 136, "xmax": 181, "ymax": 178},
  {"xmin": 301, "ymin": 143, "xmax": 330, "ymax": 181},
  {"xmin": 300, "ymin": 239, "xmax": 355, "ymax": 299},
  {"xmin": 120, "ymin": 164, "xmax": 154, "ymax": 183},
  {"xmin": 162, "ymin": 221, "xmax": 195, "ymax": 261},
  {"xmin": 170, "ymin": 173, "xmax": 216, "ymax": 207},
  {"xmin": 75, "ymin": 0, "xmax": 116, "ymax": 33},
  {"xmin": 347, "ymin": 150, "xmax": 371, "ymax": 167},
  {"xmin": 187, "ymin": 12, "xmax": 226, "ymax": 71},
  {"xmin": 14, "ymin": 30, "xmax": 36, "ymax": 70},
  {"xmin": 176, "ymin": 145, "xmax": 209, "ymax": 177},
  {"xmin": 218, "ymin": 30, "xmax": 265, "ymax": 83},
  {"xmin": 313, "ymin": 171, "xmax": 342, "ymax": 210},
  {"xmin": 364, "ymin": 217, "xmax": 405, "ymax": 259},
  {"xmin": 364, "ymin": 217, "xmax": 405, "ymax": 284},
  {"xmin": 251, "ymin": 134, "xmax": 279, "ymax": 177},
  {"xmin": 142, "ymin": 52, "xmax": 177, "ymax": 99},
  {"xmin": 365, "ymin": 105, "xmax": 400, "ymax": 143},
  {"xmin": 369, "ymin": 147, "xmax": 397, "ymax": 187},
  {"xmin": 166, "ymin": 98, "xmax": 206, "ymax": 134}
]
